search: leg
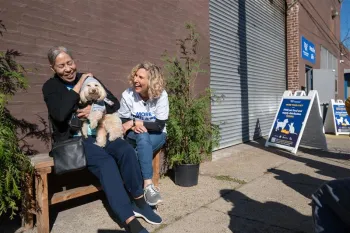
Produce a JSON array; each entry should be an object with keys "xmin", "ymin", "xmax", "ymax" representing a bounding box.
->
[
  {"xmin": 148, "ymin": 132, "xmax": 166, "ymax": 152},
  {"xmin": 312, "ymin": 178, "xmax": 350, "ymax": 233},
  {"xmin": 104, "ymin": 137, "xmax": 162, "ymax": 224},
  {"xmin": 126, "ymin": 132, "xmax": 153, "ymax": 182},
  {"xmin": 104, "ymin": 137, "xmax": 144, "ymax": 197},
  {"xmin": 83, "ymin": 136, "xmax": 135, "ymax": 223},
  {"xmin": 35, "ymin": 167, "xmax": 51, "ymax": 233},
  {"xmin": 124, "ymin": 132, "xmax": 163, "ymax": 206},
  {"xmin": 148, "ymin": 132, "xmax": 166, "ymax": 187}
]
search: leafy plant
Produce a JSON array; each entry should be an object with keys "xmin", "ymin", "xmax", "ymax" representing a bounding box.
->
[
  {"xmin": 163, "ymin": 23, "xmax": 220, "ymax": 167},
  {"xmin": 0, "ymin": 22, "xmax": 34, "ymax": 219}
]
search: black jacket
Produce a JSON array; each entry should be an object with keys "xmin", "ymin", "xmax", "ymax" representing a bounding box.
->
[{"xmin": 42, "ymin": 73, "xmax": 120, "ymax": 143}]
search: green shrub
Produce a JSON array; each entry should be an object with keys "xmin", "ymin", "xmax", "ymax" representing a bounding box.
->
[
  {"xmin": 163, "ymin": 23, "xmax": 220, "ymax": 167},
  {"xmin": 0, "ymin": 20, "xmax": 34, "ymax": 219}
]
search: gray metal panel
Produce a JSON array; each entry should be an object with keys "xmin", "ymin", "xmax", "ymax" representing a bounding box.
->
[
  {"xmin": 209, "ymin": 0, "xmax": 286, "ymax": 149},
  {"xmin": 313, "ymin": 69, "xmax": 336, "ymax": 104}
]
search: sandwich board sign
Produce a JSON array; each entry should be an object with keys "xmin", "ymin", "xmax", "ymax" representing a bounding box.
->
[
  {"xmin": 265, "ymin": 90, "xmax": 327, "ymax": 154},
  {"xmin": 324, "ymin": 99, "xmax": 350, "ymax": 135}
]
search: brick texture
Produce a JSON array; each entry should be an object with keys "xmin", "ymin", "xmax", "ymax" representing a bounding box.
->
[
  {"xmin": 0, "ymin": 0, "xmax": 210, "ymax": 153},
  {"xmin": 286, "ymin": 0, "xmax": 300, "ymax": 92}
]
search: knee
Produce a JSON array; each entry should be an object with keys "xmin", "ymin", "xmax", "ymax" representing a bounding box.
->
[{"xmin": 135, "ymin": 132, "xmax": 151, "ymax": 144}]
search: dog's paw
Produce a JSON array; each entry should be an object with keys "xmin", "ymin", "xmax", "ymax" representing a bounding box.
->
[
  {"xmin": 90, "ymin": 120, "xmax": 98, "ymax": 129},
  {"xmin": 94, "ymin": 140, "xmax": 106, "ymax": 148}
]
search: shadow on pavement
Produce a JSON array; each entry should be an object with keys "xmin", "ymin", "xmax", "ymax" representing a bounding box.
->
[
  {"xmin": 266, "ymin": 168, "xmax": 325, "ymax": 199},
  {"xmin": 248, "ymin": 138, "xmax": 350, "ymax": 179},
  {"xmin": 97, "ymin": 230, "xmax": 126, "ymax": 233},
  {"xmin": 220, "ymin": 189, "xmax": 311, "ymax": 233}
]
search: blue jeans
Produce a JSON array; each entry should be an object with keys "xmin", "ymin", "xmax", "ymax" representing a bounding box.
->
[
  {"xmin": 126, "ymin": 131, "xmax": 166, "ymax": 180},
  {"xmin": 312, "ymin": 178, "xmax": 350, "ymax": 233},
  {"xmin": 83, "ymin": 136, "xmax": 144, "ymax": 223}
]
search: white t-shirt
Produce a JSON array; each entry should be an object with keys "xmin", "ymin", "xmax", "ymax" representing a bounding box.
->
[{"xmin": 118, "ymin": 88, "xmax": 169, "ymax": 133}]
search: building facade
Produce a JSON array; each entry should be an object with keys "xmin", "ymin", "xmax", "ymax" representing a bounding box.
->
[
  {"xmin": 286, "ymin": 0, "xmax": 344, "ymax": 103},
  {"xmin": 0, "ymin": 0, "xmax": 345, "ymax": 154},
  {"xmin": 209, "ymin": 0, "xmax": 286, "ymax": 149},
  {"xmin": 0, "ymin": 0, "xmax": 211, "ymax": 153}
]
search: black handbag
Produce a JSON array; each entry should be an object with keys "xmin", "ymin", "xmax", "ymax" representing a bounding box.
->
[
  {"xmin": 49, "ymin": 114, "xmax": 87, "ymax": 175},
  {"xmin": 50, "ymin": 136, "xmax": 86, "ymax": 175}
]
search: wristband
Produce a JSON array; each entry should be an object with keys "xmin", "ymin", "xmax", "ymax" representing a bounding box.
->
[{"xmin": 133, "ymin": 118, "xmax": 136, "ymax": 127}]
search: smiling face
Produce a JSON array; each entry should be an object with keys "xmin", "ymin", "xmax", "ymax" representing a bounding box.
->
[
  {"xmin": 51, "ymin": 52, "xmax": 77, "ymax": 82},
  {"xmin": 133, "ymin": 68, "xmax": 149, "ymax": 98}
]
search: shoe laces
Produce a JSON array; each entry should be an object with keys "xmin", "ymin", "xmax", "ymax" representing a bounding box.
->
[{"xmin": 147, "ymin": 184, "xmax": 160, "ymax": 197}]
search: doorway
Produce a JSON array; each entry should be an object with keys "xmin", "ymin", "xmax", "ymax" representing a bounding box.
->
[
  {"xmin": 305, "ymin": 65, "xmax": 313, "ymax": 95},
  {"xmin": 345, "ymin": 73, "xmax": 350, "ymax": 99}
]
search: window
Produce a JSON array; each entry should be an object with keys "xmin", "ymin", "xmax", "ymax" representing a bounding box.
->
[{"xmin": 320, "ymin": 45, "xmax": 338, "ymax": 94}]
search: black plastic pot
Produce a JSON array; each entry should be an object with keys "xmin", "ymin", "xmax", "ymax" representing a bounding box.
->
[{"xmin": 174, "ymin": 164, "xmax": 200, "ymax": 187}]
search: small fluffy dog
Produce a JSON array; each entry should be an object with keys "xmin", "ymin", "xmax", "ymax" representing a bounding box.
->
[
  {"xmin": 275, "ymin": 119, "xmax": 288, "ymax": 131},
  {"xmin": 79, "ymin": 77, "xmax": 123, "ymax": 147}
]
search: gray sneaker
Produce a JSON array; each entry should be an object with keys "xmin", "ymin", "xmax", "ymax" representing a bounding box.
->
[{"xmin": 144, "ymin": 184, "xmax": 162, "ymax": 206}]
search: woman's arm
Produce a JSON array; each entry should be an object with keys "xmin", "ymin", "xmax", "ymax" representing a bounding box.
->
[
  {"xmin": 43, "ymin": 74, "xmax": 91, "ymax": 122},
  {"xmin": 42, "ymin": 80, "xmax": 80, "ymax": 122}
]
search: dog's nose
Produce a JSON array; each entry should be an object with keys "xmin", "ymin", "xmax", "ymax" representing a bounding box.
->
[{"xmin": 91, "ymin": 89, "xmax": 96, "ymax": 93}]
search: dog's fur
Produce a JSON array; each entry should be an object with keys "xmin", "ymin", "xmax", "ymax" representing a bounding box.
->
[
  {"xmin": 275, "ymin": 119, "xmax": 288, "ymax": 131},
  {"xmin": 336, "ymin": 117, "xmax": 344, "ymax": 126},
  {"xmin": 79, "ymin": 80, "xmax": 123, "ymax": 147}
]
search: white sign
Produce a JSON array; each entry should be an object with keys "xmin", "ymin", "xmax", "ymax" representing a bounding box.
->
[
  {"xmin": 265, "ymin": 90, "xmax": 327, "ymax": 154},
  {"xmin": 324, "ymin": 99, "xmax": 350, "ymax": 135}
]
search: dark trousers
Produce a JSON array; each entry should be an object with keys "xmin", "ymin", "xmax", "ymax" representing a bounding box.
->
[
  {"xmin": 83, "ymin": 136, "xmax": 143, "ymax": 223},
  {"xmin": 312, "ymin": 178, "xmax": 350, "ymax": 233}
]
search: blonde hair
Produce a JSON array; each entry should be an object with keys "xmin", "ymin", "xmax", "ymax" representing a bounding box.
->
[{"xmin": 128, "ymin": 62, "xmax": 165, "ymax": 99}]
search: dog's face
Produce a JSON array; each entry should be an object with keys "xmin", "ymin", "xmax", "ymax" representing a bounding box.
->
[{"xmin": 80, "ymin": 81, "xmax": 107, "ymax": 103}]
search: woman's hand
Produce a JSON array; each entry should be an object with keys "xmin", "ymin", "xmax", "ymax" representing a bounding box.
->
[
  {"xmin": 132, "ymin": 125, "xmax": 148, "ymax": 134},
  {"xmin": 73, "ymin": 73, "xmax": 93, "ymax": 93},
  {"xmin": 132, "ymin": 120, "xmax": 147, "ymax": 133},
  {"xmin": 77, "ymin": 105, "xmax": 91, "ymax": 118},
  {"xmin": 122, "ymin": 120, "xmax": 133, "ymax": 134}
]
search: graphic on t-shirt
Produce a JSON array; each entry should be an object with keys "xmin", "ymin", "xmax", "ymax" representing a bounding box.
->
[{"xmin": 133, "ymin": 112, "xmax": 156, "ymax": 121}]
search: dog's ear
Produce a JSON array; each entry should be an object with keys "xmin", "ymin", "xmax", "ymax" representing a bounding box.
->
[
  {"xmin": 80, "ymin": 88, "xmax": 88, "ymax": 104},
  {"xmin": 98, "ymin": 84, "xmax": 107, "ymax": 101}
]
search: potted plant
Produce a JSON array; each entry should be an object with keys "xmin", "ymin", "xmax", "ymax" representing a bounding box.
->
[{"xmin": 163, "ymin": 23, "xmax": 220, "ymax": 187}]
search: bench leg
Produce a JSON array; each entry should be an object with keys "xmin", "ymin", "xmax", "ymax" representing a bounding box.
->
[
  {"xmin": 22, "ymin": 173, "xmax": 34, "ymax": 229},
  {"xmin": 152, "ymin": 149, "xmax": 161, "ymax": 187},
  {"xmin": 35, "ymin": 168, "xmax": 50, "ymax": 233}
]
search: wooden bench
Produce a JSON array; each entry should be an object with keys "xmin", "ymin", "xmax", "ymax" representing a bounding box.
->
[{"xmin": 23, "ymin": 149, "xmax": 162, "ymax": 233}]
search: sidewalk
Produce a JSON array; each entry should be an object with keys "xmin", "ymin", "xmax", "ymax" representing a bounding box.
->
[{"xmin": 5, "ymin": 135, "xmax": 350, "ymax": 233}]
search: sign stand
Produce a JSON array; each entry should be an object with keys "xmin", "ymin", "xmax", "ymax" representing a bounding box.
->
[
  {"xmin": 265, "ymin": 90, "xmax": 327, "ymax": 154},
  {"xmin": 324, "ymin": 99, "xmax": 350, "ymax": 135}
]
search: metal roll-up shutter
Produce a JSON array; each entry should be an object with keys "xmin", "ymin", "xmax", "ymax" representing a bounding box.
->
[{"xmin": 209, "ymin": 0, "xmax": 286, "ymax": 149}]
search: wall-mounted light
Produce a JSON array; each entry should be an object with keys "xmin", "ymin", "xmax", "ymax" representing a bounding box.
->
[{"xmin": 332, "ymin": 9, "xmax": 339, "ymax": 19}]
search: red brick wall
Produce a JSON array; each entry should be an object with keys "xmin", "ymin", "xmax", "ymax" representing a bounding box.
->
[
  {"xmin": 0, "ymin": 0, "xmax": 210, "ymax": 153},
  {"xmin": 286, "ymin": 0, "xmax": 300, "ymax": 91},
  {"xmin": 298, "ymin": 0, "xmax": 343, "ymax": 99}
]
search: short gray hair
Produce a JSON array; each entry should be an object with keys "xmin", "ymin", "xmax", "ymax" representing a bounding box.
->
[{"xmin": 47, "ymin": 46, "xmax": 73, "ymax": 66}]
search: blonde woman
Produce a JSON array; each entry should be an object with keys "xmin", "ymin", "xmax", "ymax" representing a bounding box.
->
[{"xmin": 119, "ymin": 62, "xmax": 169, "ymax": 206}]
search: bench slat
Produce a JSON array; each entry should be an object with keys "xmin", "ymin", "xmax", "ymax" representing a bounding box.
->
[
  {"xmin": 50, "ymin": 185, "xmax": 101, "ymax": 205},
  {"xmin": 29, "ymin": 154, "xmax": 54, "ymax": 169}
]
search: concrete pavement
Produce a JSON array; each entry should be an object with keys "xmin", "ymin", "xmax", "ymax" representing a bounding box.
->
[{"xmin": 3, "ymin": 135, "xmax": 350, "ymax": 233}]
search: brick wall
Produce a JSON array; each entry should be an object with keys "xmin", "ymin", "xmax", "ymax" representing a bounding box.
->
[
  {"xmin": 0, "ymin": 0, "xmax": 210, "ymax": 153},
  {"xmin": 286, "ymin": 0, "xmax": 300, "ymax": 91},
  {"xmin": 298, "ymin": 0, "xmax": 343, "ymax": 99}
]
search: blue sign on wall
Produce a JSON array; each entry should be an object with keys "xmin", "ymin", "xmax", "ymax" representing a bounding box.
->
[
  {"xmin": 301, "ymin": 36, "xmax": 316, "ymax": 64},
  {"xmin": 267, "ymin": 99, "xmax": 311, "ymax": 148}
]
